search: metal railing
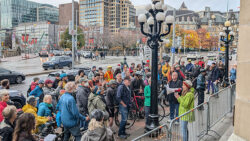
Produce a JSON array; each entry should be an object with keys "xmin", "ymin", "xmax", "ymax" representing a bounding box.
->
[
  {"xmin": 132, "ymin": 123, "xmax": 169, "ymax": 141},
  {"xmin": 132, "ymin": 84, "xmax": 236, "ymax": 141}
]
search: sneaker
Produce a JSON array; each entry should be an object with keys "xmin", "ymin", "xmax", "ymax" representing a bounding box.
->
[
  {"xmin": 125, "ymin": 132, "xmax": 130, "ymax": 137},
  {"xmin": 119, "ymin": 135, "xmax": 127, "ymax": 139},
  {"xmin": 206, "ymin": 92, "xmax": 210, "ymax": 94}
]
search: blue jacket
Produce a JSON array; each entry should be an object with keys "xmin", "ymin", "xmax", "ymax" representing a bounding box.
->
[
  {"xmin": 116, "ymin": 84, "xmax": 132, "ymax": 107},
  {"xmin": 230, "ymin": 68, "xmax": 236, "ymax": 81},
  {"xmin": 37, "ymin": 102, "xmax": 53, "ymax": 117},
  {"xmin": 211, "ymin": 67, "xmax": 220, "ymax": 82},
  {"xmin": 29, "ymin": 86, "xmax": 43, "ymax": 107},
  {"xmin": 58, "ymin": 92, "xmax": 86, "ymax": 128},
  {"xmin": 197, "ymin": 74, "xmax": 206, "ymax": 90},
  {"xmin": 186, "ymin": 63, "xmax": 194, "ymax": 72}
]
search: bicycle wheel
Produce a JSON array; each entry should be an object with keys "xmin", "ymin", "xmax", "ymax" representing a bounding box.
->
[
  {"xmin": 115, "ymin": 104, "xmax": 137, "ymax": 129},
  {"xmin": 158, "ymin": 103, "xmax": 165, "ymax": 122}
]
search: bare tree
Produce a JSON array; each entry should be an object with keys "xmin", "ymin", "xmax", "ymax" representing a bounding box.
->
[{"xmin": 114, "ymin": 30, "xmax": 137, "ymax": 55}]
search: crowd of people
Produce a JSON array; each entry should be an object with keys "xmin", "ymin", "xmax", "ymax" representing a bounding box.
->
[{"xmin": 0, "ymin": 56, "xmax": 237, "ymax": 141}]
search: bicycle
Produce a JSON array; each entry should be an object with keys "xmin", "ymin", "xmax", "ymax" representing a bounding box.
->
[{"xmin": 114, "ymin": 90, "xmax": 144, "ymax": 129}]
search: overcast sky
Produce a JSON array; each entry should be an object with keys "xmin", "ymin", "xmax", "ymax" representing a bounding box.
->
[{"xmin": 30, "ymin": 0, "xmax": 240, "ymax": 12}]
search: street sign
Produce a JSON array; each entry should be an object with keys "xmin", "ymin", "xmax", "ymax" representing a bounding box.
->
[
  {"xmin": 144, "ymin": 45, "xmax": 151, "ymax": 60},
  {"xmin": 171, "ymin": 47, "xmax": 175, "ymax": 53}
]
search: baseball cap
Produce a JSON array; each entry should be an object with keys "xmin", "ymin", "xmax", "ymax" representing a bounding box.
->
[
  {"xmin": 45, "ymin": 79, "xmax": 53, "ymax": 85},
  {"xmin": 38, "ymin": 80, "xmax": 44, "ymax": 84}
]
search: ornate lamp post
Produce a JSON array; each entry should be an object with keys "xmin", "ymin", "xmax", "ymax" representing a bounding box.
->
[
  {"xmin": 219, "ymin": 21, "xmax": 235, "ymax": 87},
  {"xmin": 138, "ymin": 0, "xmax": 174, "ymax": 131}
]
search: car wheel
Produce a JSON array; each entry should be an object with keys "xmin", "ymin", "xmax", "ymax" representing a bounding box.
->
[
  {"xmin": 68, "ymin": 63, "xmax": 72, "ymax": 68},
  {"xmin": 16, "ymin": 76, "xmax": 23, "ymax": 84},
  {"xmin": 54, "ymin": 65, "xmax": 59, "ymax": 69},
  {"xmin": 44, "ymin": 68, "xmax": 48, "ymax": 70}
]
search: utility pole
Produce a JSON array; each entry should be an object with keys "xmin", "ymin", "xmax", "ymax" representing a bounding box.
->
[
  {"xmin": 72, "ymin": 0, "xmax": 75, "ymax": 68},
  {"xmin": 171, "ymin": 8, "xmax": 176, "ymax": 65},
  {"xmin": 184, "ymin": 34, "xmax": 186, "ymax": 55},
  {"xmin": 75, "ymin": 10, "xmax": 78, "ymax": 61}
]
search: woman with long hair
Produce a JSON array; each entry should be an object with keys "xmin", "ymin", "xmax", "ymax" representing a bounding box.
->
[
  {"xmin": 12, "ymin": 113, "xmax": 36, "ymax": 141},
  {"xmin": 174, "ymin": 80, "xmax": 195, "ymax": 141}
]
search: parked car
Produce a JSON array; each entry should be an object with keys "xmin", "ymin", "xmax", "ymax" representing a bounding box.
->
[
  {"xmin": 64, "ymin": 51, "xmax": 72, "ymax": 56},
  {"xmin": 39, "ymin": 50, "xmax": 49, "ymax": 57},
  {"xmin": 48, "ymin": 67, "xmax": 90, "ymax": 81},
  {"xmin": 8, "ymin": 90, "xmax": 26, "ymax": 109},
  {"xmin": 0, "ymin": 67, "xmax": 25, "ymax": 84},
  {"xmin": 187, "ymin": 52, "xmax": 202, "ymax": 61},
  {"xmin": 42, "ymin": 56, "xmax": 72, "ymax": 70},
  {"xmin": 53, "ymin": 50, "xmax": 63, "ymax": 56},
  {"xmin": 84, "ymin": 51, "xmax": 92, "ymax": 58}
]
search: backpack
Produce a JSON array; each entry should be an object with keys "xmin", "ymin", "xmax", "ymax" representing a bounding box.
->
[{"xmin": 27, "ymin": 85, "xmax": 32, "ymax": 97}]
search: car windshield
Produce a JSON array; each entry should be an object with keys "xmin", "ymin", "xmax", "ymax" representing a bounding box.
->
[{"xmin": 50, "ymin": 57, "xmax": 58, "ymax": 61}]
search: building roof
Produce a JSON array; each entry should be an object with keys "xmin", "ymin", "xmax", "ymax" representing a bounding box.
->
[
  {"xmin": 179, "ymin": 2, "xmax": 187, "ymax": 10},
  {"xmin": 166, "ymin": 10, "xmax": 199, "ymax": 22}
]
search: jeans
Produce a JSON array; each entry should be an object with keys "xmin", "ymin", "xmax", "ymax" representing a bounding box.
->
[
  {"xmin": 180, "ymin": 120, "xmax": 188, "ymax": 141},
  {"xmin": 207, "ymin": 80, "xmax": 214, "ymax": 93},
  {"xmin": 118, "ymin": 104, "xmax": 128, "ymax": 136},
  {"xmin": 144, "ymin": 106, "xmax": 150, "ymax": 125},
  {"xmin": 169, "ymin": 103, "xmax": 179, "ymax": 120},
  {"xmin": 212, "ymin": 82, "xmax": 219, "ymax": 94},
  {"xmin": 197, "ymin": 89, "xmax": 205, "ymax": 105},
  {"xmin": 64, "ymin": 126, "xmax": 81, "ymax": 141}
]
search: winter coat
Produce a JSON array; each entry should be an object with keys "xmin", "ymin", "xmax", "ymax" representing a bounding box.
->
[
  {"xmin": 116, "ymin": 84, "xmax": 132, "ymax": 108},
  {"xmin": 0, "ymin": 101, "xmax": 7, "ymax": 122},
  {"xmin": 168, "ymin": 80, "xmax": 183, "ymax": 104},
  {"xmin": 16, "ymin": 131, "xmax": 36, "ymax": 141},
  {"xmin": 180, "ymin": 65, "xmax": 186, "ymax": 74},
  {"xmin": 81, "ymin": 122, "xmax": 115, "ymax": 141},
  {"xmin": 177, "ymin": 88, "xmax": 195, "ymax": 122},
  {"xmin": 211, "ymin": 67, "xmax": 220, "ymax": 82},
  {"xmin": 175, "ymin": 70, "xmax": 185, "ymax": 81},
  {"xmin": 88, "ymin": 92, "xmax": 106, "ymax": 115},
  {"xmin": 76, "ymin": 86, "xmax": 90, "ymax": 116},
  {"xmin": 105, "ymin": 87, "xmax": 117, "ymax": 108},
  {"xmin": 22, "ymin": 104, "xmax": 48, "ymax": 133},
  {"xmin": 58, "ymin": 92, "xmax": 86, "ymax": 128},
  {"xmin": 88, "ymin": 71, "xmax": 95, "ymax": 80},
  {"xmin": 37, "ymin": 102, "xmax": 53, "ymax": 117},
  {"xmin": 30, "ymin": 82, "xmax": 38, "ymax": 91},
  {"xmin": 0, "ymin": 120, "xmax": 14, "ymax": 141},
  {"xmin": 144, "ymin": 85, "xmax": 151, "ymax": 107},
  {"xmin": 192, "ymin": 65, "xmax": 201, "ymax": 78},
  {"xmin": 52, "ymin": 78, "xmax": 60, "ymax": 89},
  {"xmin": 197, "ymin": 74, "xmax": 206, "ymax": 90},
  {"xmin": 162, "ymin": 64, "xmax": 171, "ymax": 77},
  {"xmin": 130, "ymin": 78, "xmax": 145, "ymax": 93},
  {"xmin": 29, "ymin": 85, "xmax": 44, "ymax": 107},
  {"xmin": 230, "ymin": 68, "xmax": 237, "ymax": 81},
  {"xmin": 198, "ymin": 61, "xmax": 205, "ymax": 68},
  {"xmin": 186, "ymin": 63, "xmax": 194, "ymax": 72},
  {"xmin": 43, "ymin": 86, "xmax": 61, "ymax": 110}
]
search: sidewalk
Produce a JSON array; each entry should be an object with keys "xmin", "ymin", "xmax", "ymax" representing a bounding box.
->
[{"xmin": 1, "ymin": 53, "xmax": 39, "ymax": 62}]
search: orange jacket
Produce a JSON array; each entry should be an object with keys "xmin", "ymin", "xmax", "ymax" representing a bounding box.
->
[{"xmin": 104, "ymin": 71, "xmax": 114, "ymax": 82}]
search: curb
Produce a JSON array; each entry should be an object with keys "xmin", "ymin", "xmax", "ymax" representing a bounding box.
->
[{"xmin": 25, "ymin": 70, "xmax": 58, "ymax": 77}]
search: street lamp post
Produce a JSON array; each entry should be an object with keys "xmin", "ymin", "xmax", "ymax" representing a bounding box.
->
[
  {"xmin": 220, "ymin": 21, "xmax": 235, "ymax": 87},
  {"xmin": 138, "ymin": 0, "xmax": 174, "ymax": 132}
]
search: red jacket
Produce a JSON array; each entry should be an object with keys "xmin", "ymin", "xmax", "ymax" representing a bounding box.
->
[
  {"xmin": 30, "ymin": 82, "xmax": 38, "ymax": 91},
  {"xmin": 198, "ymin": 61, "xmax": 205, "ymax": 68},
  {"xmin": 0, "ymin": 101, "xmax": 7, "ymax": 122}
]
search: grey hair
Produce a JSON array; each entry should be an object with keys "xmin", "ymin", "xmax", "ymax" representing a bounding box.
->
[
  {"xmin": 2, "ymin": 105, "xmax": 16, "ymax": 120},
  {"xmin": 65, "ymin": 82, "xmax": 76, "ymax": 93},
  {"xmin": 0, "ymin": 89, "xmax": 9, "ymax": 99},
  {"xmin": 43, "ymin": 95, "xmax": 52, "ymax": 102}
]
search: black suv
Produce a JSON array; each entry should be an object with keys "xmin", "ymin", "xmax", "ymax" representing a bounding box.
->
[{"xmin": 42, "ymin": 56, "xmax": 72, "ymax": 70}]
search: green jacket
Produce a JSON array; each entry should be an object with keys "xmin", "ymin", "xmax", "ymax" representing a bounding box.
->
[
  {"xmin": 144, "ymin": 85, "xmax": 151, "ymax": 107},
  {"xmin": 88, "ymin": 92, "xmax": 106, "ymax": 115},
  {"xmin": 177, "ymin": 88, "xmax": 195, "ymax": 122}
]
